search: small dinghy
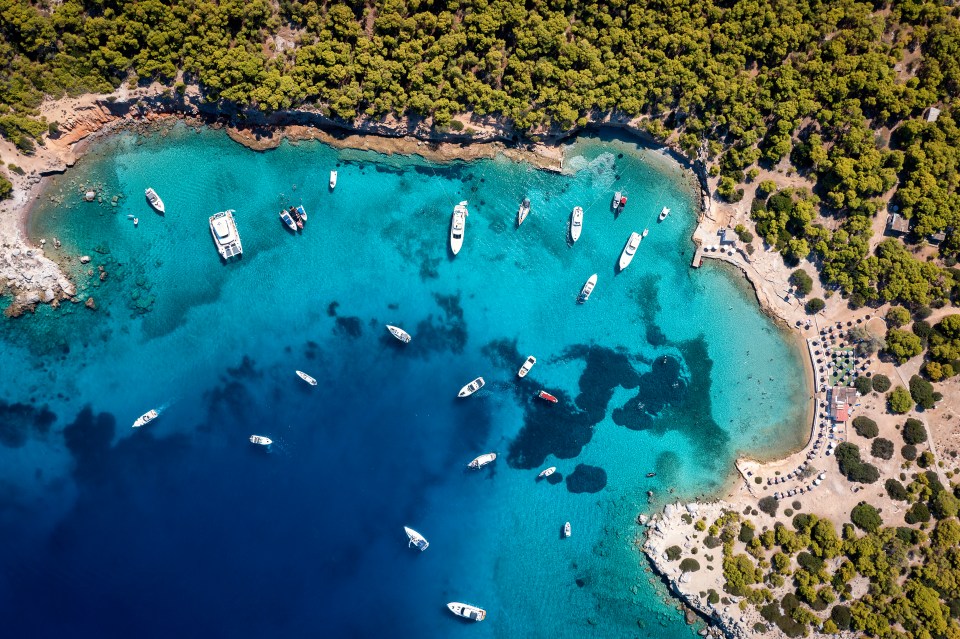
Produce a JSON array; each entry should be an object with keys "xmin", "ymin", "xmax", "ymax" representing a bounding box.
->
[
  {"xmin": 386, "ymin": 325, "xmax": 411, "ymax": 343},
  {"xmin": 287, "ymin": 206, "xmax": 304, "ymax": 230},
  {"xmin": 279, "ymin": 208, "xmax": 297, "ymax": 231},
  {"xmin": 458, "ymin": 377, "xmax": 485, "ymax": 398},
  {"xmin": 468, "ymin": 452, "xmax": 497, "ymax": 469},
  {"xmin": 563, "ymin": 522, "xmax": 572, "ymax": 538},
  {"xmin": 658, "ymin": 206, "xmax": 670, "ymax": 222},
  {"xmin": 537, "ymin": 390, "xmax": 558, "ymax": 403},
  {"xmin": 133, "ymin": 217, "xmax": 139, "ymax": 226},
  {"xmin": 517, "ymin": 356, "xmax": 536, "ymax": 377},
  {"xmin": 578, "ymin": 273, "xmax": 597, "ymax": 303},
  {"xmin": 249, "ymin": 435, "xmax": 273, "ymax": 446},
  {"xmin": 404, "ymin": 526, "xmax": 429, "ymax": 551},
  {"xmin": 538, "ymin": 466, "xmax": 556, "ymax": 479},
  {"xmin": 296, "ymin": 370, "xmax": 317, "ymax": 386}
]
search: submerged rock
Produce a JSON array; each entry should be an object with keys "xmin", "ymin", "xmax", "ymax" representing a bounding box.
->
[
  {"xmin": 80, "ymin": 255, "xmax": 91, "ymax": 264},
  {"xmin": 85, "ymin": 297, "xmax": 96, "ymax": 310}
]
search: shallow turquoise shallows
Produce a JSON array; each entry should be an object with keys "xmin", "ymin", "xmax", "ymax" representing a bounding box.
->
[{"xmin": 1, "ymin": 125, "xmax": 809, "ymax": 638}]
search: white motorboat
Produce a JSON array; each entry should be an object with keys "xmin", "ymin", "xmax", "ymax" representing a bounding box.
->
[
  {"xmin": 132, "ymin": 409, "xmax": 158, "ymax": 428},
  {"xmin": 209, "ymin": 210, "xmax": 243, "ymax": 259},
  {"xmin": 658, "ymin": 206, "xmax": 670, "ymax": 222},
  {"xmin": 404, "ymin": 526, "xmax": 429, "ymax": 551},
  {"xmin": 538, "ymin": 466, "xmax": 556, "ymax": 478},
  {"xmin": 468, "ymin": 452, "xmax": 497, "ymax": 469},
  {"xmin": 517, "ymin": 198, "xmax": 531, "ymax": 226},
  {"xmin": 447, "ymin": 602, "xmax": 486, "ymax": 622},
  {"xmin": 642, "ymin": 228, "xmax": 649, "ymax": 238},
  {"xmin": 458, "ymin": 376, "xmax": 485, "ymax": 397},
  {"xmin": 329, "ymin": 170, "xmax": 338, "ymax": 189},
  {"xmin": 517, "ymin": 355, "xmax": 536, "ymax": 378},
  {"xmin": 249, "ymin": 435, "xmax": 273, "ymax": 446},
  {"xmin": 612, "ymin": 191, "xmax": 621, "ymax": 210},
  {"xmin": 296, "ymin": 370, "xmax": 317, "ymax": 386},
  {"xmin": 450, "ymin": 201, "xmax": 468, "ymax": 255},
  {"xmin": 386, "ymin": 325, "xmax": 411, "ymax": 343},
  {"xmin": 563, "ymin": 521, "xmax": 571, "ymax": 537},
  {"xmin": 279, "ymin": 208, "xmax": 297, "ymax": 231},
  {"xmin": 618, "ymin": 232, "xmax": 642, "ymax": 271},
  {"xmin": 578, "ymin": 273, "xmax": 597, "ymax": 303},
  {"xmin": 144, "ymin": 188, "xmax": 165, "ymax": 214},
  {"xmin": 570, "ymin": 206, "xmax": 583, "ymax": 242}
]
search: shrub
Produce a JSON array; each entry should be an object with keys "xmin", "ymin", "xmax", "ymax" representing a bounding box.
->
[
  {"xmin": 909, "ymin": 375, "xmax": 937, "ymax": 409},
  {"xmin": 831, "ymin": 605, "xmax": 852, "ymax": 631},
  {"xmin": 886, "ymin": 306, "xmax": 911, "ymax": 328},
  {"xmin": 903, "ymin": 419, "xmax": 928, "ymax": 445},
  {"xmin": 871, "ymin": 374, "xmax": 891, "ymax": 392},
  {"xmin": 796, "ymin": 551, "xmax": 824, "ymax": 573},
  {"xmin": 805, "ymin": 298, "xmax": 825, "ymax": 314},
  {"xmin": 790, "ymin": 269, "xmax": 813, "ymax": 296},
  {"xmin": 854, "ymin": 376, "xmax": 873, "ymax": 394},
  {"xmin": 758, "ymin": 496, "xmax": 779, "ymax": 516},
  {"xmin": 913, "ymin": 320, "xmax": 933, "ymax": 340},
  {"xmin": 680, "ymin": 558, "xmax": 701, "ymax": 572},
  {"xmin": 886, "ymin": 329, "xmax": 923, "ymax": 364},
  {"xmin": 738, "ymin": 522, "xmax": 755, "ymax": 543},
  {"xmin": 871, "ymin": 438, "xmax": 894, "ymax": 460},
  {"xmin": 918, "ymin": 451, "xmax": 935, "ymax": 468},
  {"xmin": 666, "ymin": 545, "xmax": 682, "ymax": 561},
  {"xmin": 888, "ymin": 387, "xmax": 913, "ymax": 414},
  {"xmin": 781, "ymin": 592, "xmax": 800, "ymax": 614},
  {"xmin": 906, "ymin": 501, "xmax": 931, "ymax": 524},
  {"xmin": 0, "ymin": 174, "xmax": 10, "ymax": 200},
  {"xmin": 852, "ymin": 416, "xmax": 878, "ymax": 439},
  {"xmin": 851, "ymin": 503, "xmax": 882, "ymax": 532},
  {"xmin": 704, "ymin": 536, "xmax": 721, "ymax": 549},
  {"xmin": 708, "ymin": 589, "xmax": 720, "ymax": 604},
  {"xmin": 836, "ymin": 443, "xmax": 879, "ymax": 483},
  {"xmin": 885, "ymin": 479, "xmax": 908, "ymax": 500},
  {"xmin": 902, "ymin": 444, "xmax": 918, "ymax": 460},
  {"xmin": 932, "ymin": 491, "xmax": 960, "ymax": 519},
  {"xmin": 915, "ymin": 306, "xmax": 933, "ymax": 321}
]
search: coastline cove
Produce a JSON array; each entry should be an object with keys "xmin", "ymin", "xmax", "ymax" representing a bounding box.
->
[{"xmin": 0, "ymin": 125, "xmax": 809, "ymax": 638}]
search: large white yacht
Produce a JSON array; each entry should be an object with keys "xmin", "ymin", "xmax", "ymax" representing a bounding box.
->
[
  {"xmin": 450, "ymin": 201, "xmax": 468, "ymax": 255},
  {"xmin": 458, "ymin": 377, "xmax": 485, "ymax": 397},
  {"xmin": 386, "ymin": 325, "xmax": 411, "ymax": 343},
  {"xmin": 144, "ymin": 188, "xmax": 165, "ymax": 214},
  {"xmin": 447, "ymin": 602, "xmax": 486, "ymax": 621},
  {"xmin": 578, "ymin": 274, "xmax": 597, "ymax": 303},
  {"xmin": 570, "ymin": 206, "xmax": 583, "ymax": 242},
  {"xmin": 517, "ymin": 356, "xmax": 536, "ymax": 378},
  {"xmin": 249, "ymin": 435, "xmax": 273, "ymax": 446},
  {"xmin": 404, "ymin": 526, "xmax": 429, "ymax": 551},
  {"xmin": 619, "ymin": 232, "xmax": 642, "ymax": 271},
  {"xmin": 517, "ymin": 198, "xmax": 531, "ymax": 226},
  {"xmin": 132, "ymin": 409, "xmax": 158, "ymax": 428},
  {"xmin": 209, "ymin": 210, "xmax": 243, "ymax": 259},
  {"xmin": 468, "ymin": 452, "xmax": 497, "ymax": 469},
  {"xmin": 538, "ymin": 466, "xmax": 556, "ymax": 478}
]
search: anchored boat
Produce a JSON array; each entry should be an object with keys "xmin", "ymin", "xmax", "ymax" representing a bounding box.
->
[
  {"xmin": 612, "ymin": 191, "xmax": 621, "ymax": 210},
  {"xmin": 132, "ymin": 409, "xmax": 158, "ymax": 428},
  {"xmin": 209, "ymin": 210, "xmax": 243, "ymax": 260},
  {"xmin": 386, "ymin": 325, "xmax": 412, "ymax": 343},
  {"xmin": 329, "ymin": 171, "xmax": 338, "ymax": 189},
  {"xmin": 619, "ymin": 232, "xmax": 642, "ymax": 271},
  {"xmin": 578, "ymin": 273, "xmax": 597, "ymax": 303},
  {"xmin": 517, "ymin": 355, "xmax": 536, "ymax": 377},
  {"xmin": 450, "ymin": 201, "xmax": 468, "ymax": 255},
  {"xmin": 458, "ymin": 377, "xmax": 485, "ymax": 398},
  {"xmin": 658, "ymin": 206, "xmax": 671, "ymax": 222},
  {"xmin": 538, "ymin": 466, "xmax": 556, "ymax": 478},
  {"xmin": 468, "ymin": 452, "xmax": 497, "ymax": 469},
  {"xmin": 570, "ymin": 206, "xmax": 583, "ymax": 242},
  {"xmin": 404, "ymin": 526, "xmax": 429, "ymax": 551},
  {"xmin": 517, "ymin": 198, "xmax": 531, "ymax": 226},
  {"xmin": 279, "ymin": 208, "xmax": 297, "ymax": 231},
  {"xmin": 296, "ymin": 370, "xmax": 317, "ymax": 386},
  {"xmin": 447, "ymin": 602, "xmax": 486, "ymax": 622},
  {"xmin": 537, "ymin": 390, "xmax": 558, "ymax": 403},
  {"xmin": 563, "ymin": 522, "xmax": 572, "ymax": 538},
  {"xmin": 145, "ymin": 188, "xmax": 165, "ymax": 214},
  {"xmin": 249, "ymin": 435, "xmax": 273, "ymax": 446}
]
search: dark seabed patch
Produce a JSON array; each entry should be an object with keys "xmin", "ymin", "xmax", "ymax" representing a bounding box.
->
[
  {"xmin": 565, "ymin": 464, "xmax": 607, "ymax": 493},
  {"xmin": 412, "ymin": 292, "xmax": 467, "ymax": 355},
  {"xmin": 334, "ymin": 316, "xmax": 363, "ymax": 339},
  {"xmin": 0, "ymin": 401, "xmax": 56, "ymax": 448}
]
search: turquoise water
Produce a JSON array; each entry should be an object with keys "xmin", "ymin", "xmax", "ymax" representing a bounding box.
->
[{"xmin": 2, "ymin": 125, "xmax": 809, "ymax": 637}]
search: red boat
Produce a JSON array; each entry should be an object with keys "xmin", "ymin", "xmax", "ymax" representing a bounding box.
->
[
  {"xmin": 537, "ymin": 390, "xmax": 558, "ymax": 403},
  {"xmin": 618, "ymin": 196, "xmax": 628, "ymax": 210}
]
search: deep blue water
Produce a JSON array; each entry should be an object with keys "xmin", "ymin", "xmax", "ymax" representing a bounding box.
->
[{"xmin": 0, "ymin": 126, "xmax": 809, "ymax": 637}]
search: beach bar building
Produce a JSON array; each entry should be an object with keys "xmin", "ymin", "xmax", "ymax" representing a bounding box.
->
[{"xmin": 828, "ymin": 386, "xmax": 859, "ymax": 423}]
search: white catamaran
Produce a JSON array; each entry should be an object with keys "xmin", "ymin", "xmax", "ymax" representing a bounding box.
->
[{"xmin": 209, "ymin": 210, "xmax": 243, "ymax": 260}]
